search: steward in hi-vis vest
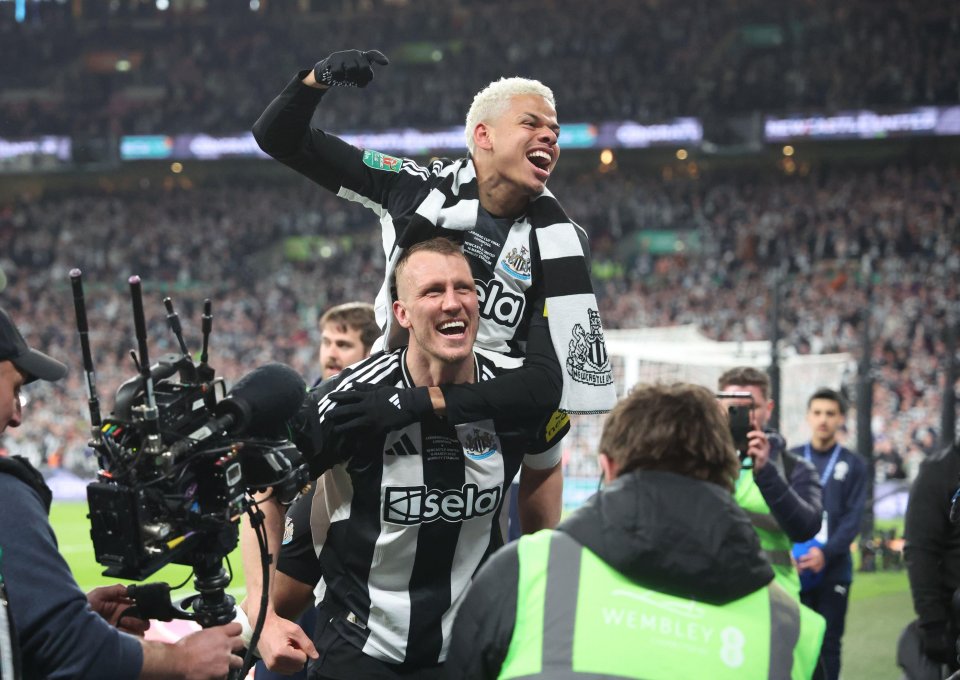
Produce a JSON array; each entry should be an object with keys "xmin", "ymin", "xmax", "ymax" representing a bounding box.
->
[
  {"xmin": 446, "ymin": 383, "xmax": 826, "ymax": 680},
  {"xmin": 736, "ymin": 460, "xmax": 803, "ymax": 599}
]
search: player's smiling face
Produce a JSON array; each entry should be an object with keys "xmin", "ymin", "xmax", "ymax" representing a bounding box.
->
[
  {"xmin": 394, "ymin": 251, "xmax": 479, "ymax": 366},
  {"xmin": 488, "ymin": 94, "xmax": 560, "ymax": 197}
]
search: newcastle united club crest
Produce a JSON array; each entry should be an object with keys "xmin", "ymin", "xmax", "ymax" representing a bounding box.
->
[
  {"xmin": 500, "ymin": 245, "xmax": 532, "ymax": 281},
  {"xmin": 566, "ymin": 308, "xmax": 613, "ymax": 386}
]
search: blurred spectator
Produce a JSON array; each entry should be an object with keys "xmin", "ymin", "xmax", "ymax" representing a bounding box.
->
[{"xmin": 0, "ymin": 0, "xmax": 957, "ymax": 137}]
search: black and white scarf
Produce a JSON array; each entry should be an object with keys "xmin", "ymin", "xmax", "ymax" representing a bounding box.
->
[{"xmin": 382, "ymin": 158, "xmax": 616, "ymax": 415}]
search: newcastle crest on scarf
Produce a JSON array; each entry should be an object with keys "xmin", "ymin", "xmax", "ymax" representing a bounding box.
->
[{"xmin": 566, "ymin": 308, "xmax": 613, "ymax": 387}]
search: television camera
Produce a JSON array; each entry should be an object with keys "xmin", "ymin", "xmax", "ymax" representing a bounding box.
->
[{"xmin": 70, "ymin": 270, "xmax": 309, "ymax": 647}]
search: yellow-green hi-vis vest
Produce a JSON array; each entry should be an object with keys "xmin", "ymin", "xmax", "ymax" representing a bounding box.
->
[
  {"xmin": 499, "ymin": 530, "xmax": 825, "ymax": 680},
  {"xmin": 735, "ymin": 467, "xmax": 802, "ymax": 599}
]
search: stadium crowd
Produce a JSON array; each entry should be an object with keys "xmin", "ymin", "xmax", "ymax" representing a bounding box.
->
[
  {"xmin": 1, "ymin": 156, "xmax": 955, "ymax": 485},
  {"xmin": 1, "ymin": 0, "xmax": 957, "ymax": 138}
]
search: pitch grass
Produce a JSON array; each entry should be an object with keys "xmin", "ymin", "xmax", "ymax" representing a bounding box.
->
[{"xmin": 51, "ymin": 502, "xmax": 911, "ymax": 677}]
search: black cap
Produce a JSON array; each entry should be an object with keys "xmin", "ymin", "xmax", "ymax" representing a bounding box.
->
[{"xmin": 0, "ymin": 307, "xmax": 68, "ymax": 384}]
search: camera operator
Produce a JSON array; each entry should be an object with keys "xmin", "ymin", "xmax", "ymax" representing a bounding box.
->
[
  {"xmin": 241, "ymin": 239, "xmax": 568, "ymax": 679},
  {"xmin": 718, "ymin": 367, "xmax": 823, "ymax": 599},
  {"xmin": 444, "ymin": 383, "xmax": 826, "ymax": 680},
  {"xmin": 901, "ymin": 440, "xmax": 960, "ymax": 677},
  {"xmin": 0, "ymin": 306, "xmax": 244, "ymax": 680}
]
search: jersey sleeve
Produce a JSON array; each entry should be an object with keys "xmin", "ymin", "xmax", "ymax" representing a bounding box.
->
[
  {"xmin": 289, "ymin": 380, "xmax": 349, "ymax": 479},
  {"xmin": 276, "ymin": 487, "xmax": 322, "ymax": 587},
  {"xmin": 252, "ymin": 72, "xmax": 435, "ymax": 222},
  {"xmin": 440, "ymin": 297, "xmax": 563, "ymax": 425}
]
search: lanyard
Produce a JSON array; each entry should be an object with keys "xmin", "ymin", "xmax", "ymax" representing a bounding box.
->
[{"xmin": 803, "ymin": 443, "xmax": 842, "ymax": 488}]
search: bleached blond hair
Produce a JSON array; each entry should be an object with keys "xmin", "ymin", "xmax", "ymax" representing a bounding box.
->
[{"xmin": 464, "ymin": 77, "xmax": 556, "ymax": 155}]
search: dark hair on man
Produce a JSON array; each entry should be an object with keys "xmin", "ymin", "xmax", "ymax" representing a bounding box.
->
[
  {"xmin": 807, "ymin": 387, "xmax": 847, "ymax": 415},
  {"xmin": 320, "ymin": 302, "xmax": 379, "ymax": 352},
  {"xmin": 717, "ymin": 366, "xmax": 770, "ymax": 400},
  {"xmin": 599, "ymin": 383, "xmax": 740, "ymax": 492},
  {"xmin": 391, "ymin": 237, "xmax": 469, "ymax": 300}
]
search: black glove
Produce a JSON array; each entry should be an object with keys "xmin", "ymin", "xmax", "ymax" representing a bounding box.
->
[
  {"xmin": 313, "ymin": 49, "xmax": 389, "ymax": 88},
  {"xmin": 920, "ymin": 621, "xmax": 957, "ymax": 666},
  {"xmin": 327, "ymin": 385, "xmax": 432, "ymax": 434}
]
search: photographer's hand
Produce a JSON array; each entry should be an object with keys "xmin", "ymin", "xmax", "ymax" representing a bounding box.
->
[
  {"xmin": 746, "ymin": 429, "xmax": 770, "ymax": 472},
  {"xmin": 258, "ymin": 611, "xmax": 318, "ymax": 674}
]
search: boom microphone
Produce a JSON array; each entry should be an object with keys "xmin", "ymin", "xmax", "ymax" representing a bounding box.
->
[
  {"xmin": 216, "ymin": 362, "xmax": 307, "ymax": 436},
  {"xmin": 172, "ymin": 363, "xmax": 306, "ymax": 456}
]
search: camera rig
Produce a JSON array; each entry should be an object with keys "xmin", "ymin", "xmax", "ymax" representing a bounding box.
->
[{"xmin": 70, "ymin": 270, "xmax": 308, "ymax": 637}]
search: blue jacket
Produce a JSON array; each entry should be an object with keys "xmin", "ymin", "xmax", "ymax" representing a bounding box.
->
[
  {"xmin": 789, "ymin": 443, "xmax": 868, "ymax": 584},
  {"xmin": 0, "ymin": 469, "xmax": 143, "ymax": 679}
]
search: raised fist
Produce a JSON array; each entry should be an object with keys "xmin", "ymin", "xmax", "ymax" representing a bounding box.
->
[{"xmin": 313, "ymin": 49, "xmax": 389, "ymax": 88}]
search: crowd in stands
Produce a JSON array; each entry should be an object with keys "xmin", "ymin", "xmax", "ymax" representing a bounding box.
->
[
  {"xmin": 1, "ymin": 154, "xmax": 956, "ymax": 486},
  {"xmin": 1, "ymin": 0, "xmax": 958, "ymax": 138}
]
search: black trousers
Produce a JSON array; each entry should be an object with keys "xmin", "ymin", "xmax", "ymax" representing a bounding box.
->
[
  {"xmin": 801, "ymin": 580, "xmax": 851, "ymax": 680},
  {"xmin": 306, "ymin": 602, "xmax": 445, "ymax": 680}
]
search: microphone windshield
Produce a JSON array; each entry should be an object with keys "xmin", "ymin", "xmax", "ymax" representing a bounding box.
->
[{"xmin": 219, "ymin": 363, "xmax": 306, "ymax": 436}]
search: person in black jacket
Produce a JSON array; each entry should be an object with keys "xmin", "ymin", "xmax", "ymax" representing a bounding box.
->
[{"xmin": 903, "ymin": 442, "xmax": 960, "ymax": 675}]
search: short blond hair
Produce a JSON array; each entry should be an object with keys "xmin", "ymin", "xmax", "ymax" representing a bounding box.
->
[
  {"xmin": 465, "ymin": 77, "xmax": 556, "ymax": 155},
  {"xmin": 599, "ymin": 383, "xmax": 740, "ymax": 492}
]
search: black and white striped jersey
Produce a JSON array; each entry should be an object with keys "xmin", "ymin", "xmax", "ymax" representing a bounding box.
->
[
  {"xmin": 253, "ymin": 76, "xmax": 591, "ymax": 424},
  {"xmin": 290, "ymin": 348, "xmax": 566, "ymax": 668}
]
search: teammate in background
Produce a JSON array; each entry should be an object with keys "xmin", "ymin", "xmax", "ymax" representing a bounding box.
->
[
  {"xmin": 445, "ymin": 383, "xmax": 825, "ymax": 680},
  {"xmin": 253, "ymin": 301, "xmax": 377, "ymax": 680},
  {"xmin": 790, "ymin": 388, "xmax": 867, "ymax": 680},
  {"xmin": 718, "ymin": 367, "xmax": 822, "ymax": 598},
  {"xmin": 253, "ymin": 46, "xmax": 616, "ymax": 531},
  {"xmin": 244, "ymin": 239, "xmax": 568, "ymax": 678},
  {"xmin": 0, "ymin": 307, "xmax": 244, "ymax": 680},
  {"xmin": 314, "ymin": 302, "xmax": 379, "ymax": 385},
  {"xmin": 901, "ymin": 439, "xmax": 960, "ymax": 675}
]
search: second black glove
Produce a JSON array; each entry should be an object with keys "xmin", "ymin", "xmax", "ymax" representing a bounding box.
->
[{"xmin": 327, "ymin": 385, "xmax": 431, "ymax": 434}]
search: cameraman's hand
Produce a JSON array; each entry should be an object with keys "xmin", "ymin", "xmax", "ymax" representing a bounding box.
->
[
  {"xmin": 87, "ymin": 584, "xmax": 149, "ymax": 636},
  {"xmin": 171, "ymin": 622, "xmax": 245, "ymax": 680},
  {"xmin": 312, "ymin": 49, "xmax": 389, "ymax": 89},
  {"xmin": 258, "ymin": 611, "xmax": 319, "ymax": 674},
  {"xmin": 327, "ymin": 385, "xmax": 432, "ymax": 434},
  {"xmin": 920, "ymin": 621, "xmax": 957, "ymax": 666},
  {"xmin": 745, "ymin": 429, "xmax": 770, "ymax": 472}
]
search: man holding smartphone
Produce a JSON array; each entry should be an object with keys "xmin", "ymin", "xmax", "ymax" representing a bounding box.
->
[{"xmin": 718, "ymin": 367, "xmax": 823, "ymax": 599}]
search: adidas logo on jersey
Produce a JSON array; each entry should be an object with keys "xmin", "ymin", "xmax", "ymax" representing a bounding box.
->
[
  {"xmin": 385, "ymin": 434, "xmax": 419, "ymax": 457},
  {"xmin": 388, "ymin": 393, "xmax": 401, "ymax": 409},
  {"xmin": 383, "ymin": 483, "xmax": 501, "ymax": 525},
  {"xmin": 474, "ymin": 278, "xmax": 524, "ymax": 327}
]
